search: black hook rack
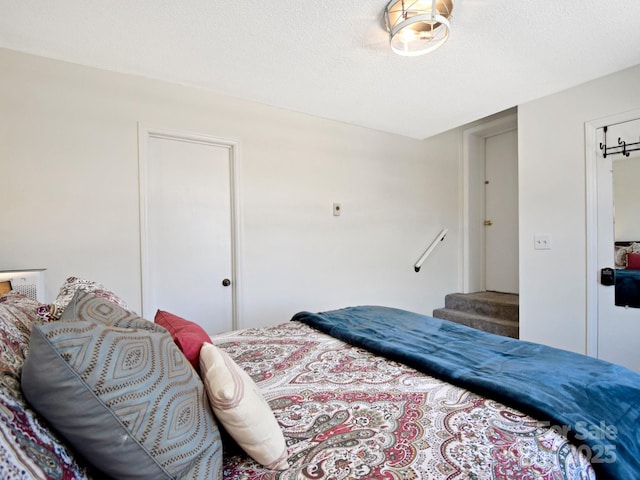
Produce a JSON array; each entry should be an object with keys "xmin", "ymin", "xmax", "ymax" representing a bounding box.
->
[{"xmin": 599, "ymin": 125, "xmax": 640, "ymax": 158}]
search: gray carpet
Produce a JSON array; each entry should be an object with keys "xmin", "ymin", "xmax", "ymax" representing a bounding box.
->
[{"xmin": 432, "ymin": 291, "xmax": 519, "ymax": 338}]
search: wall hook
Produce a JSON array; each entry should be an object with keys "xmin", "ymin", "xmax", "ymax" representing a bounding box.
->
[{"xmin": 600, "ymin": 125, "xmax": 640, "ymax": 158}]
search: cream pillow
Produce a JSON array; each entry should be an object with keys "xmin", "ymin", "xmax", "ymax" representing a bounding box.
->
[{"xmin": 200, "ymin": 342, "xmax": 289, "ymax": 470}]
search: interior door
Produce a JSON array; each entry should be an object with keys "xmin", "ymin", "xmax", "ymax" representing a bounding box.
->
[
  {"xmin": 484, "ymin": 129, "xmax": 519, "ymax": 293},
  {"xmin": 596, "ymin": 119, "xmax": 640, "ymax": 372},
  {"xmin": 140, "ymin": 128, "xmax": 236, "ymax": 335}
]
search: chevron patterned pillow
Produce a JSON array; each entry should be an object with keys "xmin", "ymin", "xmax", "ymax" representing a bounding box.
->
[{"xmin": 22, "ymin": 319, "xmax": 223, "ymax": 479}]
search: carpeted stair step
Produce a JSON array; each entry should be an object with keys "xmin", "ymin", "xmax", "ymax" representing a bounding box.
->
[
  {"xmin": 432, "ymin": 291, "xmax": 519, "ymax": 338},
  {"xmin": 442, "ymin": 292, "xmax": 519, "ymax": 322},
  {"xmin": 432, "ymin": 307, "xmax": 519, "ymax": 338}
]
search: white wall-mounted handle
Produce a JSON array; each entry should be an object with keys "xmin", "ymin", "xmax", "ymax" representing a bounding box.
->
[{"xmin": 414, "ymin": 229, "xmax": 448, "ymax": 272}]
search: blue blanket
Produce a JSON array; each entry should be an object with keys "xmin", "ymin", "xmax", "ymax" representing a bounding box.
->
[{"xmin": 292, "ymin": 305, "xmax": 640, "ymax": 480}]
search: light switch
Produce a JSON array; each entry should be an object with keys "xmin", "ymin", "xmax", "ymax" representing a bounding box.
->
[
  {"xmin": 333, "ymin": 203, "xmax": 342, "ymax": 216},
  {"xmin": 534, "ymin": 234, "xmax": 551, "ymax": 250}
]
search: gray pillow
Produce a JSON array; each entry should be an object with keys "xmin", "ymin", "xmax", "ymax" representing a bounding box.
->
[
  {"xmin": 22, "ymin": 319, "xmax": 222, "ymax": 479},
  {"xmin": 60, "ymin": 289, "xmax": 164, "ymax": 333}
]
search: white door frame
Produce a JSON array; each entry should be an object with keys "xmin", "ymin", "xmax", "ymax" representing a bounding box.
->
[
  {"xmin": 460, "ymin": 112, "xmax": 518, "ymax": 293},
  {"xmin": 138, "ymin": 124, "xmax": 242, "ymax": 329},
  {"xmin": 585, "ymin": 108, "xmax": 640, "ymax": 357}
]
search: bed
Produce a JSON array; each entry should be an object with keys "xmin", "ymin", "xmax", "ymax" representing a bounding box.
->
[{"xmin": 1, "ymin": 277, "xmax": 639, "ymax": 480}]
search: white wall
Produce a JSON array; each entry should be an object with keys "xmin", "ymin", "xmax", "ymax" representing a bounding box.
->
[
  {"xmin": 0, "ymin": 48, "xmax": 459, "ymax": 328},
  {"xmin": 518, "ymin": 64, "xmax": 640, "ymax": 353},
  {"xmin": 4, "ymin": 49, "xmax": 639, "ymax": 351}
]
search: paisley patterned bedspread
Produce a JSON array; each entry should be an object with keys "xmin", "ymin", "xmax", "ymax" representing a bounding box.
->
[{"xmin": 211, "ymin": 321, "xmax": 596, "ymax": 480}]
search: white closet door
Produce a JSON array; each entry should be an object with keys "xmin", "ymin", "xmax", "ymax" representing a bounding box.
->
[
  {"xmin": 484, "ymin": 129, "xmax": 519, "ymax": 293},
  {"xmin": 141, "ymin": 130, "xmax": 234, "ymax": 335}
]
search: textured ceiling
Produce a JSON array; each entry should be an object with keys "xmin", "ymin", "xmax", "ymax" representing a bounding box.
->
[{"xmin": 2, "ymin": 0, "xmax": 640, "ymax": 139}]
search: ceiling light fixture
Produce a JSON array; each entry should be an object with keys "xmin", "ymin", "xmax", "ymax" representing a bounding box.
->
[{"xmin": 384, "ymin": 0, "xmax": 454, "ymax": 56}]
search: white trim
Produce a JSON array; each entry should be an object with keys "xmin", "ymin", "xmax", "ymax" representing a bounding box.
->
[
  {"xmin": 584, "ymin": 108, "xmax": 640, "ymax": 358},
  {"xmin": 457, "ymin": 128, "xmax": 465, "ymax": 292},
  {"xmin": 584, "ymin": 121, "xmax": 598, "ymax": 357},
  {"xmin": 137, "ymin": 124, "xmax": 242, "ymax": 330},
  {"xmin": 461, "ymin": 112, "xmax": 517, "ymax": 293}
]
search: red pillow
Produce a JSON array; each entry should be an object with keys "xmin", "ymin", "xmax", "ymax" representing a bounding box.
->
[
  {"xmin": 627, "ymin": 253, "xmax": 640, "ymax": 270},
  {"xmin": 155, "ymin": 310, "xmax": 210, "ymax": 373}
]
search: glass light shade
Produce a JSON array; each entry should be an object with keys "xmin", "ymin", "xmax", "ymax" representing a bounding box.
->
[{"xmin": 384, "ymin": 0, "xmax": 454, "ymax": 56}]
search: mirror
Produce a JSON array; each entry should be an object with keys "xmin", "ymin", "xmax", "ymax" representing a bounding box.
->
[{"xmin": 611, "ymin": 129, "xmax": 640, "ymax": 307}]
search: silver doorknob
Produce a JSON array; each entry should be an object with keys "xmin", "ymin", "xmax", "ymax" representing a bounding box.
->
[{"xmin": 222, "ymin": 278, "xmax": 231, "ymax": 287}]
